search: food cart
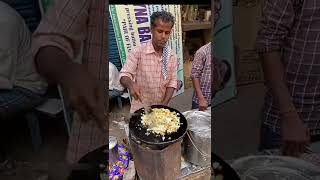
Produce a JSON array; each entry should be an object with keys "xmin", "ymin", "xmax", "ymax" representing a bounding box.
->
[{"xmin": 107, "ymin": 106, "xmax": 212, "ymax": 180}]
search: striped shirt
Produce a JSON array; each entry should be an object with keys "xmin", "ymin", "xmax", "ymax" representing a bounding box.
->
[
  {"xmin": 32, "ymin": 0, "xmax": 107, "ymax": 163},
  {"xmin": 256, "ymin": 0, "xmax": 320, "ymax": 135},
  {"xmin": 120, "ymin": 41, "xmax": 178, "ymax": 113},
  {"xmin": 191, "ymin": 42, "xmax": 212, "ymax": 105}
]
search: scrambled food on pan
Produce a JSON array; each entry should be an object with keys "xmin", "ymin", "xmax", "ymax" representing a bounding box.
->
[{"xmin": 141, "ymin": 108, "xmax": 181, "ymax": 136}]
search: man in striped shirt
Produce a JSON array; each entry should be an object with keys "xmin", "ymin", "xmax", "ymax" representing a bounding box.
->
[
  {"xmin": 33, "ymin": 0, "xmax": 107, "ymax": 163},
  {"xmin": 256, "ymin": 0, "xmax": 320, "ymax": 156},
  {"xmin": 120, "ymin": 11, "xmax": 178, "ymax": 113},
  {"xmin": 191, "ymin": 42, "xmax": 212, "ymax": 111}
]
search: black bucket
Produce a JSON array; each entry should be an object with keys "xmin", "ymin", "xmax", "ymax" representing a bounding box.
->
[{"xmin": 129, "ymin": 105, "xmax": 188, "ymax": 150}]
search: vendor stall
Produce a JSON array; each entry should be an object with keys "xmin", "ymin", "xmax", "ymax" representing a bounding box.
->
[
  {"xmin": 67, "ymin": 107, "xmax": 212, "ymax": 180},
  {"xmin": 106, "ymin": 107, "xmax": 212, "ymax": 180}
]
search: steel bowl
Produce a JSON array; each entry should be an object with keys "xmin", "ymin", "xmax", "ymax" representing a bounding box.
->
[{"xmin": 109, "ymin": 136, "xmax": 118, "ymax": 166}]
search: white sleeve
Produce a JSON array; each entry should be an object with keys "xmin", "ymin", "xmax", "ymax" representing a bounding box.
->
[{"xmin": 0, "ymin": 2, "xmax": 20, "ymax": 89}]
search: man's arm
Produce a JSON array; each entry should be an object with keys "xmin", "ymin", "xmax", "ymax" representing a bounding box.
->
[
  {"xmin": 257, "ymin": 0, "xmax": 309, "ymax": 156},
  {"xmin": 257, "ymin": 0, "xmax": 297, "ymax": 116},
  {"xmin": 192, "ymin": 78, "xmax": 204, "ymax": 100},
  {"xmin": 162, "ymin": 87, "xmax": 175, "ymax": 105},
  {"xmin": 191, "ymin": 48, "xmax": 208, "ymax": 110},
  {"xmin": 191, "ymin": 50, "xmax": 205, "ymax": 99},
  {"xmin": 120, "ymin": 76, "xmax": 141, "ymax": 101},
  {"xmin": 35, "ymin": 46, "xmax": 80, "ymax": 85},
  {"xmin": 32, "ymin": 0, "xmax": 107, "ymax": 132},
  {"xmin": 120, "ymin": 49, "xmax": 140, "ymax": 100},
  {"xmin": 120, "ymin": 76, "xmax": 133, "ymax": 89},
  {"xmin": 261, "ymin": 52, "xmax": 296, "ymax": 114},
  {"xmin": 162, "ymin": 55, "xmax": 178, "ymax": 105},
  {"xmin": 33, "ymin": 0, "xmax": 90, "ymax": 85}
]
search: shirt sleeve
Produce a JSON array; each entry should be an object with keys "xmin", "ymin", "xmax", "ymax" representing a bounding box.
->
[
  {"xmin": 256, "ymin": 0, "xmax": 295, "ymax": 53},
  {"xmin": 119, "ymin": 47, "xmax": 140, "ymax": 81},
  {"xmin": 191, "ymin": 48, "xmax": 205, "ymax": 79},
  {"xmin": 167, "ymin": 54, "xmax": 178, "ymax": 89},
  {"xmin": 32, "ymin": 0, "xmax": 90, "ymax": 60}
]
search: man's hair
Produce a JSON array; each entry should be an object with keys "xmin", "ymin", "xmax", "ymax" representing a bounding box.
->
[{"xmin": 150, "ymin": 11, "xmax": 175, "ymax": 28}]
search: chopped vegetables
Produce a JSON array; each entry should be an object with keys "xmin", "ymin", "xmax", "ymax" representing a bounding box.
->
[{"xmin": 141, "ymin": 108, "xmax": 180, "ymax": 136}]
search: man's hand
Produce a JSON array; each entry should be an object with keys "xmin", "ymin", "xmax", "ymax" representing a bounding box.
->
[
  {"xmin": 259, "ymin": 51, "xmax": 310, "ymax": 157},
  {"xmin": 120, "ymin": 76, "xmax": 141, "ymax": 102},
  {"xmin": 128, "ymin": 82, "xmax": 141, "ymax": 101},
  {"xmin": 61, "ymin": 65, "xmax": 107, "ymax": 133},
  {"xmin": 281, "ymin": 112, "xmax": 310, "ymax": 157},
  {"xmin": 161, "ymin": 87, "xmax": 175, "ymax": 106},
  {"xmin": 198, "ymin": 98, "xmax": 208, "ymax": 111},
  {"xmin": 35, "ymin": 46, "xmax": 107, "ymax": 133}
]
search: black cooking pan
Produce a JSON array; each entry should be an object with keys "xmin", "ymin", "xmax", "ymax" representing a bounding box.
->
[
  {"xmin": 212, "ymin": 153, "xmax": 240, "ymax": 180},
  {"xmin": 129, "ymin": 105, "xmax": 188, "ymax": 150},
  {"xmin": 67, "ymin": 145, "xmax": 108, "ymax": 180}
]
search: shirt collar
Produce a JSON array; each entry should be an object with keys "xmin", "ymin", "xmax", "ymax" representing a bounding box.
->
[
  {"xmin": 145, "ymin": 41, "xmax": 173, "ymax": 58},
  {"xmin": 145, "ymin": 41, "xmax": 156, "ymax": 54}
]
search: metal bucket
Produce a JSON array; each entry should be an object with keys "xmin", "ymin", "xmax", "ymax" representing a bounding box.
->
[
  {"xmin": 129, "ymin": 136, "xmax": 182, "ymax": 180},
  {"xmin": 128, "ymin": 105, "xmax": 187, "ymax": 179},
  {"xmin": 183, "ymin": 111, "xmax": 211, "ymax": 167}
]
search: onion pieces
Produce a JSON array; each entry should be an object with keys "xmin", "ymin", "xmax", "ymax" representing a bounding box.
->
[{"xmin": 141, "ymin": 108, "xmax": 180, "ymax": 136}]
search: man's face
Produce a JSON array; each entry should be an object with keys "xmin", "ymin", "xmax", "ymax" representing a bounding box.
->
[{"xmin": 151, "ymin": 19, "xmax": 173, "ymax": 48}]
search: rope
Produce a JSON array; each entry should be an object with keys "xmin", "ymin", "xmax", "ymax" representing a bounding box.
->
[{"xmin": 186, "ymin": 131, "xmax": 210, "ymax": 160}]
